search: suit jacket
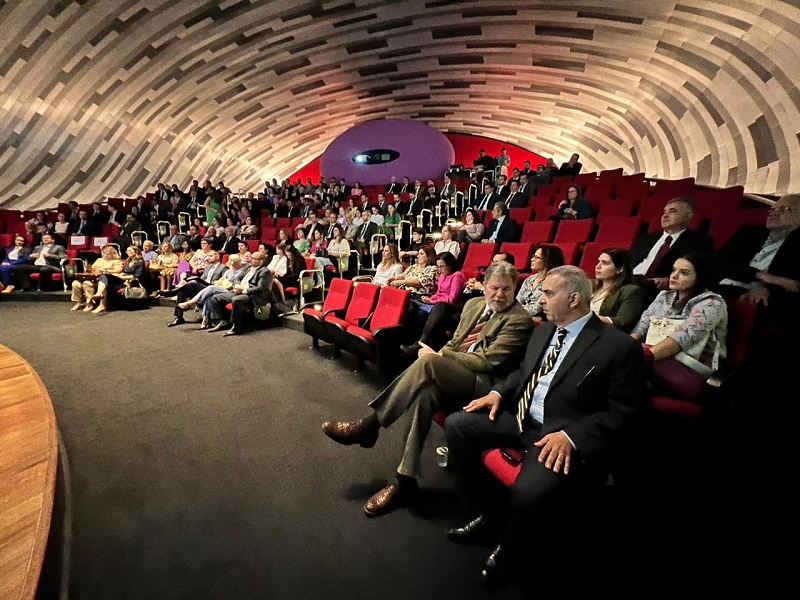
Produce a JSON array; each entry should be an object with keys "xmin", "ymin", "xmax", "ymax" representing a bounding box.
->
[
  {"xmin": 558, "ymin": 161, "xmax": 583, "ymax": 177},
  {"xmin": 386, "ymin": 182, "xmax": 401, "ymax": 194},
  {"xmin": 220, "ymin": 236, "xmax": 242, "ymax": 255},
  {"xmin": 354, "ymin": 220, "xmax": 379, "ymax": 243},
  {"xmin": 596, "ymin": 284, "xmax": 646, "ymax": 333},
  {"xmin": 494, "ymin": 315, "xmax": 648, "ymax": 459},
  {"xmin": 201, "ymin": 262, "xmax": 229, "ymax": 284},
  {"xmin": 30, "ymin": 243, "xmax": 67, "ymax": 267},
  {"xmin": 485, "ymin": 217, "xmax": 517, "ymax": 245},
  {"xmin": 305, "ymin": 223, "xmax": 325, "ymax": 242},
  {"xmin": 439, "ymin": 183, "xmax": 456, "ymax": 200},
  {"xmin": 440, "ymin": 298, "xmax": 534, "ymax": 389},
  {"xmin": 70, "ymin": 218, "xmax": 98, "ymax": 237},
  {"xmin": 629, "ymin": 228, "xmax": 713, "ymax": 279},
  {"xmin": 404, "ymin": 198, "xmax": 423, "ymax": 218},
  {"xmin": 209, "ymin": 235, "xmax": 225, "ymax": 252},
  {"xmin": 2, "ymin": 246, "xmax": 30, "ymax": 266},
  {"xmin": 505, "ymin": 191, "xmax": 526, "ymax": 209},
  {"xmin": 243, "ymin": 265, "xmax": 274, "ymax": 307},
  {"xmin": 475, "ymin": 192, "xmax": 500, "ymax": 211}
]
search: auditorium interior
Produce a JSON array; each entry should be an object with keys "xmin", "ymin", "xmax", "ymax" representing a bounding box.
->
[{"xmin": 1, "ymin": 2, "xmax": 799, "ymax": 599}]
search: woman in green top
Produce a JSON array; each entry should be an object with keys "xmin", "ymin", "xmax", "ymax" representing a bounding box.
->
[
  {"xmin": 382, "ymin": 202, "xmax": 401, "ymax": 240},
  {"xmin": 204, "ymin": 191, "xmax": 224, "ymax": 226},
  {"xmin": 293, "ymin": 227, "xmax": 311, "ymax": 254}
]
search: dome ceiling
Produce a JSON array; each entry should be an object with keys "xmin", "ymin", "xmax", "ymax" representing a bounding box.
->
[{"xmin": 1, "ymin": 0, "xmax": 798, "ymax": 210}]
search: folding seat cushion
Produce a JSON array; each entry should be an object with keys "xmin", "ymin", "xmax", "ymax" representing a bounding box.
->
[{"xmin": 460, "ymin": 242, "xmax": 498, "ymax": 280}]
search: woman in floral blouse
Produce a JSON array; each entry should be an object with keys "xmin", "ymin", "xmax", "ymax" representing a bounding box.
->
[
  {"xmin": 388, "ymin": 245, "xmax": 439, "ymax": 296},
  {"xmin": 516, "ymin": 243, "xmax": 565, "ymax": 321},
  {"xmin": 631, "ymin": 252, "xmax": 728, "ymax": 400}
]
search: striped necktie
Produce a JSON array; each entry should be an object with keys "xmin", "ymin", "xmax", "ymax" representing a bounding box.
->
[
  {"xmin": 516, "ymin": 328, "xmax": 568, "ymax": 431},
  {"xmin": 458, "ymin": 310, "xmax": 493, "ymax": 352}
]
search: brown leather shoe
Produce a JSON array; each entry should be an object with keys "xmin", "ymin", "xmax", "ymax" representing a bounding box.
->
[
  {"xmin": 322, "ymin": 417, "xmax": 379, "ymax": 448},
  {"xmin": 363, "ymin": 482, "xmax": 415, "ymax": 517}
]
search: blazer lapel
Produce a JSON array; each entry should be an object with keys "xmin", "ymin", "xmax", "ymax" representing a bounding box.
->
[
  {"xmin": 547, "ymin": 317, "xmax": 602, "ymax": 392},
  {"xmin": 451, "ymin": 301, "xmax": 484, "ymax": 347}
]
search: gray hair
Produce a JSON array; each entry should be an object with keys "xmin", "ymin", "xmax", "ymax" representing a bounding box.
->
[
  {"xmin": 493, "ymin": 202, "xmax": 509, "ymax": 216},
  {"xmin": 667, "ymin": 196, "xmax": 694, "ymax": 215},
  {"xmin": 547, "ymin": 265, "xmax": 592, "ymax": 304},
  {"xmin": 483, "ymin": 261, "xmax": 519, "ymax": 288}
]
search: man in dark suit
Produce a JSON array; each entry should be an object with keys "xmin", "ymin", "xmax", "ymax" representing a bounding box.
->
[
  {"xmin": 399, "ymin": 177, "xmax": 411, "ymax": 195},
  {"xmin": 402, "ymin": 193, "xmax": 423, "ymax": 222},
  {"xmin": 386, "ymin": 176, "xmax": 401, "ymax": 195},
  {"xmin": 494, "ymin": 175, "xmax": 509, "ymax": 203},
  {"xmin": 475, "ymin": 182, "xmax": 500, "ymax": 211},
  {"xmin": 352, "ymin": 209, "xmax": 379, "ymax": 259},
  {"xmin": 558, "ymin": 153, "xmax": 583, "ymax": 177},
  {"xmin": 444, "ymin": 265, "xmax": 648, "ymax": 586},
  {"xmin": 321, "ymin": 262, "xmax": 534, "ymax": 517},
  {"xmin": 504, "ymin": 181, "xmax": 526, "ymax": 209},
  {"xmin": 630, "ymin": 197, "xmax": 712, "ymax": 302},
  {"xmin": 715, "ymin": 193, "xmax": 800, "ymax": 323},
  {"xmin": 483, "ymin": 203, "xmax": 517, "ymax": 245},
  {"xmin": 439, "ymin": 175, "xmax": 456, "ymax": 202},
  {"xmin": 375, "ymin": 193, "xmax": 390, "ymax": 216},
  {"xmin": 219, "ymin": 227, "xmax": 241, "ymax": 256},
  {"xmin": 304, "ymin": 213, "xmax": 325, "ymax": 242},
  {"xmin": 208, "ymin": 251, "xmax": 274, "ymax": 336},
  {"xmin": 518, "ymin": 172, "xmax": 534, "ymax": 202},
  {"xmin": 70, "ymin": 209, "xmax": 98, "ymax": 237}
]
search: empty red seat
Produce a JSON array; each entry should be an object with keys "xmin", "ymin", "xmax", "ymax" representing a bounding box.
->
[
  {"xmin": 499, "ymin": 242, "xmax": 534, "ymax": 273},
  {"xmin": 594, "ymin": 217, "xmax": 640, "ymax": 247},
  {"xmin": 323, "ymin": 282, "xmax": 380, "ymax": 342},
  {"xmin": 519, "ymin": 220, "xmax": 554, "ymax": 245},
  {"xmin": 553, "ymin": 219, "xmax": 595, "ymax": 245},
  {"xmin": 303, "ymin": 278, "xmax": 354, "ymax": 347},
  {"xmin": 460, "ymin": 242, "xmax": 497, "ymax": 280}
]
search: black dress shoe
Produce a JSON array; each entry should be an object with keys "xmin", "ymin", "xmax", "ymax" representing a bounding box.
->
[
  {"xmin": 481, "ymin": 544, "xmax": 508, "ymax": 588},
  {"xmin": 446, "ymin": 515, "xmax": 489, "ymax": 542},
  {"xmin": 400, "ymin": 342, "xmax": 421, "ymax": 357},
  {"xmin": 322, "ymin": 417, "xmax": 380, "ymax": 448},
  {"xmin": 207, "ymin": 322, "xmax": 229, "ymax": 333},
  {"xmin": 167, "ymin": 317, "xmax": 185, "ymax": 327}
]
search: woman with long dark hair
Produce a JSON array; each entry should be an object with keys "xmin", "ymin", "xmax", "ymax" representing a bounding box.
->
[{"xmin": 591, "ymin": 248, "xmax": 646, "ymax": 332}]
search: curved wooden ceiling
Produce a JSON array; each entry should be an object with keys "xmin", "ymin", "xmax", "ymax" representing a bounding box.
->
[{"xmin": 1, "ymin": 0, "xmax": 798, "ymax": 210}]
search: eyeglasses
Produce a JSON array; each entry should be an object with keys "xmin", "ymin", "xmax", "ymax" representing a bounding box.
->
[{"xmin": 768, "ymin": 205, "xmax": 798, "ymax": 215}]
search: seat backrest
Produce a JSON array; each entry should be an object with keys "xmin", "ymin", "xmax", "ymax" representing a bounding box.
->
[
  {"xmin": 369, "ymin": 286, "xmax": 411, "ymax": 333},
  {"xmin": 499, "ymin": 242, "xmax": 534, "ymax": 272},
  {"xmin": 577, "ymin": 241, "xmax": 607, "ymax": 277},
  {"xmin": 544, "ymin": 242, "xmax": 580, "ymax": 266},
  {"xmin": 725, "ymin": 299, "xmax": 758, "ymax": 368},
  {"xmin": 461, "ymin": 242, "xmax": 498, "ymax": 279},
  {"xmin": 594, "ymin": 217, "xmax": 640, "ymax": 246},
  {"xmin": 508, "ymin": 207, "xmax": 534, "ymax": 223},
  {"xmin": 520, "ymin": 220, "xmax": 554, "ymax": 244},
  {"xmin": 342, "ymin": 282, "xmax": 380, "ymax": 326},
  {"xmin": 650, "ymin": 177, "xmax": 695, "ymax": 202},
  {"xmin": 322, "ymin": 278, "xmax": 353, "ymax": 313},
  {"xmin": 595, "ymin": 195, "xmax": 636, "ymax": 220},
  {"xmin": 553, "ymin": 218, "xmax": 595, "ymax": 244},
  {"xmin": 692, "ymin": 186, "xmax": 745, "ymax": 215}
]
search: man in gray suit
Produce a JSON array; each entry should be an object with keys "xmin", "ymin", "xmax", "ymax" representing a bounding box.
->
[
  {"xmin": 208, "ymin": 251, "xmax": 274, "ymax": 336},
  {"xmin": 12, "ymin": 233, "xmax": 67, "ymax": 291},
  {"xmin": 321, "ymin": 262, "xmax": 534, "ymax": 517}
]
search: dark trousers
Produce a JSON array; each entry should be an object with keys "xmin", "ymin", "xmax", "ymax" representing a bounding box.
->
[
  {"xmin": 444, "ymin": 410, "xmax": 604, "ymax": 553},
  {"xmin": 418, "ymin": 302, "xmax": 463, "ymax": 349},
  {"xmin": 11, "ymin": 264, "xmax": 60, "ymax": 290},
  {"xmin": 174, "ymin": 281, "xmax": 207, "ymax": 317},
  {"xmin": 210, "ymin": 291, "xmax": 252, "ymax": 328}
]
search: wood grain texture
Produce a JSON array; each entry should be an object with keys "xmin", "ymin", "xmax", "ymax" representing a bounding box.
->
[{"xmin": 0, "ymin": 344, "xmax": 58, "ymax": 600}]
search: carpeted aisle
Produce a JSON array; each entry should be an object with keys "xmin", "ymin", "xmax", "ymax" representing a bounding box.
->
[{"xmin": 1, "ymin": 303, "xmax": 530, "ymax": 600}]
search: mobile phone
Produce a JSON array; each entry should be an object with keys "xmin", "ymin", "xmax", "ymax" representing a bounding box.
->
[{"xmin": 499, "ymin": 449, "xmax": 523, "ymax": 466}]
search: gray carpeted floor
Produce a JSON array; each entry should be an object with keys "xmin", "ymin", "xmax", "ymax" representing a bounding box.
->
[{"xmin": 2, "ymin": 302, "xmax": 532, "ymax": 600}]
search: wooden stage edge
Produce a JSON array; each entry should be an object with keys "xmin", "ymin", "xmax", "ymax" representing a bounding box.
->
[{"xmin": 0, "ymin": 344, "xmax": 58, "ymax": 600}]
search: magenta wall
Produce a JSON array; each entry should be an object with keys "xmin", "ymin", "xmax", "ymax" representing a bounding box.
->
[{"xmin": 319, "ymin": 119, "xmax": 455, "ymax": 185}]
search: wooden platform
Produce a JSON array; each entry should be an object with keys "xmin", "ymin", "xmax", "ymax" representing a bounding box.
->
[{"xmin": 0, "ymin": 344, "xmax": 58, "ymax": 600}]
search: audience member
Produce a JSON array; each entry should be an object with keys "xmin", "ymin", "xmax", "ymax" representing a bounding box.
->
[
  {"xmin": 516, "ymin": 244, "xmax": 565, "ymax": 320},
  {"xmin": 399, "ymin": 227, "xmax": 426, "ymax": 263},
  {"xmin": 70, "ymin": 244, "xmax": 123, "ymax": 313},
  {"xmin": 374, "ymin": 244, "xmax": 404, "ymax": 286},
  {"xmin": 240, "ymin": 216, "xmax": 259, "ymax": 240},
  {"xmin": 630, "ymin": 198, "xmax": 712, "ymax": 303},
  {"xmin": 387, "ymin": 246, "xmax": 439, "ymax": 296},
  {"xmin": 554, "ymin": 185, "xmax": 592, "ymax": 220},
  {"xmin": 483, "ymin": 203, "xmax": 517, "ymax": 245},
  {"xmin": 557, "ymin": 153, "xmax": 583, "ymax": 176},
  {"xmin": 142, "ymin": 240, "xmax": 158, "ymax": 263},
  {"xmin": 322, "ymin": 261, "xmax": 533, "ymax": 516},
  {"xmin": 148, "ymin": 242, "xmax": 180, "ymax": 295},
  {"xmin": 631, "ymin": 252, "xmax": 728, "ymax": 400},
  {"xmin": 434, "ymin": 224, "xmax": 460, "ymax": 259},
  {"xmin": 443, "ymin": 265, "xmax": 647, "ymax": 586},
  {"xmin": 92, "ymin": 245, "xmax": 145, "ymax": 314},
  {"xmin": 458, "ymin": 208, "xmax": 485, "ymax": 244},
  {"xmin": 0, "ymin": 235, "xmax": 31, "ymax": 294},
  {"xmin": 168, "ymin": 250, "xmax": 229, "ymax": 326},
  {"xmin": 208, "ymin": 251, "xmax": 274, "ymax": 336},
  {"xmin": 591, "ymin": 248, "xmax": 646, "ymax": 332}
]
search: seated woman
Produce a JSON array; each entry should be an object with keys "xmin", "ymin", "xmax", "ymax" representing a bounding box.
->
[
  {"xmin": 237, "ymin": 240, "xmax": 252, "ymax": 264},
  {"xmin": 434, "ymin": 224, "xmax": 460, "ymax": 259},
  {"xmin": 239, "ymin": 216, "xmax": 259, "ymax": 240},
  {"xmin": 177, "ymin": 253, "xmax": 250, "ymax": 329},
  {"xmin": 517, "ymin": 243, "xmax": 565, "ymax": 321},
  {"xmin": 272, "ymin": 244, "xmax": 306, "ymax": 304},
  {"xmin": 70, "ymin": 244, "xmax": 124, "ymax": 313},
  {"xmin": 93, "ymin": 245, "xmax": 147, "ymax": 313},
  {"xmin": 457, "ymin": 208, "xmax": 485, "ymax": 244},
  {"xmin": 173, "ymin": 238, "xmax": 215, "ymax": 289},
  {"xmin": 325, "ymin": 224, "xmax": 350, "ymax": 276},
  {"xmin": 401, "ymin": 251, "xmax": 466, "ymax": 355},
  {"xmin": 277, "ymin": 227, "xmax": 293, "ymax": 248},
  {"xmin": 148, "ymin": 242, "xmax": 181, "ymax": 296},
  {"xmin": 591, "ymin": 248, "xmax": 646, "ymax": 333},
  {"xmin": 398, "ymin": 227, "xmax": 426, "ymax": 265},
  {"xmin": 382, "ymin": 202, "xmax": 401, "ymax": 240},
  {"xmin": 1, "ymin": 235, "xmax": 31, "ymax": 294},
  {"xmin": 631, "ymin": 252, "xmax": 728, "ymax": 401},
  {"xmin": 293, "ymin": 227, "xmax": 311, "ymax": 255},
  {"xmin": 374, "ymin": 243, "xmax": 404, "ymax": 286},
  {"xmin": 554, "ymin": 185, "xmax": 592, "ymax": 220},
  {"xmin": 388, "ymin": 246, "xmax": 439, "ymax": 296},
  {"xmin": 308, "ymin": 228, "xmax": 328, "ymax": 257}
]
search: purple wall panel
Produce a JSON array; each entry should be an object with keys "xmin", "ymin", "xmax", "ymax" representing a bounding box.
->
[{"xmin": 319, "ymin": 119, "xmax": 455, "ymax": 185}]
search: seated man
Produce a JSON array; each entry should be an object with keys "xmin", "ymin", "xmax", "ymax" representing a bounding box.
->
[
  {"xmin": 207, "ymin": 251, "xmax": 274, "ymax": 336},
  {"xmin": 482, "ymin": 203, "xmax": 517, "ymax": 246},
  {"xmin": 11, "ymin": 233, "xmax": 67, "ymax": 291},
  {"xmin": 321, "ymin": 262, "xmax": 534, "ymax": 517},
  {"xmin": 443, "ymin": 266, "xmax": 648, "ymax": 586}
]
